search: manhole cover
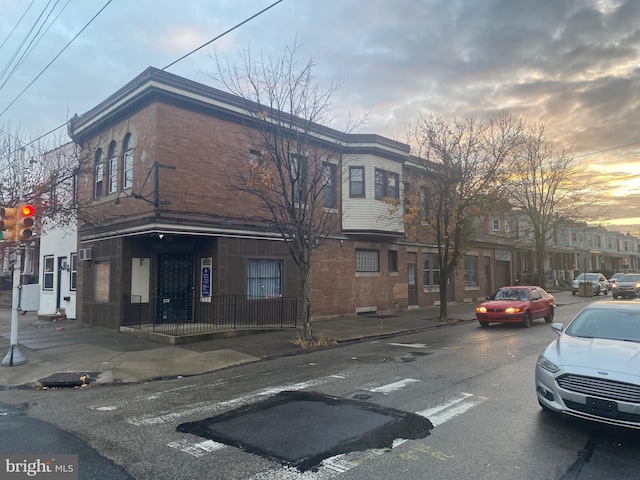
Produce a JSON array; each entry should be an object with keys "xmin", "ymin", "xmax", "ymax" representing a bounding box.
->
[
  {"xmin": 38, "ymin": 372, "xmax": 98, "ymax": 388},
  {"xmin": 177, "ymin": 390, "xmax": 433, "ymax": 472}
]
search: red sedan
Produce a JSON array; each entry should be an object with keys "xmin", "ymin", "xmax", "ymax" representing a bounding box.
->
[{"xmin": 475, "ymin": 286, "xmax": 556, "ymax": 328}]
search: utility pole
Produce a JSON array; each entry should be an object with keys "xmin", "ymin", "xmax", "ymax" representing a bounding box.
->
[{"xmin": 2, "ymin": 146, "xmax": 27, "ymax": 366}]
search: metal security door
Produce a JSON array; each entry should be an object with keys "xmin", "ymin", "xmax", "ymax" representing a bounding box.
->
[{"xmin": 156, "ymin": 253, "xmax": 194, "ymax": 323}]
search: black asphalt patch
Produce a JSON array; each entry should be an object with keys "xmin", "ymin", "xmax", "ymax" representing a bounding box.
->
[{"xmin": 177, "ymin": 390, "xmax": 434, "ymax": 472}]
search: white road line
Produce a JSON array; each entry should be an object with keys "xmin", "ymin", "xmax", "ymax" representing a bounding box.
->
[
  {"xmin": 90, "ymin": 383, "xmax": 202, "ymax": 411},
  {"xmin": 389, "ymin": 343, "xmax": 428, "ymax": 348},
  {"xmin": 126, "ymin": 377, "xmax": 341, "ymax": 426},
  {"xmin": 416, "ymin": 392, "xmax": 487, "ymax": 426},
  {"xmin": 369, "ymin": 378, "xmax": 421, "ymax": 394},
  {"xmin": 167, "ymin": 439, "xmax": 226, "ymax": 458}
]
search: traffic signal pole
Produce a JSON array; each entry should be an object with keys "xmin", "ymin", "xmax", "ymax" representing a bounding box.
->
[
  {"xmin": 1, "ymin": 251, "xmax": 26, "ymax": 366},
  {"xmin": 2, "ymin": 146, "xmax": 27, "ymax": 367}
]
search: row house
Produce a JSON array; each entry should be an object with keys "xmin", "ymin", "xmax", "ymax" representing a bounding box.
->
[{"xmin": 48, "ymin": 67, "xmax": 639, "ymax": 334}]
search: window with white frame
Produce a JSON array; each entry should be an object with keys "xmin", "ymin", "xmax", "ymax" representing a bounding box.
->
[
  {"xmin": 374, "ymin": 168, "xmax": 399, "ymax": 200},
  {"xmin": 43, "ymin": 256, "xmax": 54, "ymax": 290},
  {"xmin": 356, "ymin": 249, "xmax": 379, "ymax": 272},
  {"xmin": 123, "ymin": 133, "xmax": 133, "ymax": 189},
  {"xmin": 70, "ymin": 253, "xmax": 77, "ymax": 291},
  {"xmin": 247, "ymin": 259, "xmax": 282, "ymax": 298},
  {"xmin": 492, "ymin": 218, "xmax": 501, "ymax": 231},
  {"xmin": 423, "ymin": 253, "xmax": 440, "ymax": 286},
  {"xmin": 464, "ymin": 255, "xmax": 478, "ymax": 286},
  {"xmin": 349, "ymin": 166, "xmax": 365, "ymax": 198},
  {"xmin": 94, "ymin": 149, "xmax": 103, "ymax": 198},
  {"xmin": 108, "ymin": 141, "xmax": 118, "ymax": 194}
]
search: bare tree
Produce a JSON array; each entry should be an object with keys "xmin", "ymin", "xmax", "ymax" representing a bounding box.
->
[
  {"xmin": 501, "ymin": 122, "xmax": 604, "ymax": 287},
  {"xmin": 402, "ymin": 113, "xmax": 525, "ymax": 322},
  {"xmin": 207, "ymin": 42, "xmax": 363, "ymax": 341},
  {"xmin": 0, "ymin": 123, "xmax": 81, "ymax": 236}
]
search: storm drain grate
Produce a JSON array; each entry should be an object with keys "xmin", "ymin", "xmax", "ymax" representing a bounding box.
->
[
  {"xmin": 177, "ymin": 390, "xmax": 433, "ymax": 472},
  {"xmin": 38, "ymin": 372, "xmax": 98, "ymax": 388}
]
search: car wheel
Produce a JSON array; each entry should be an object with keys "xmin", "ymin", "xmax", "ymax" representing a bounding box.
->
[
  {"xmin": 479, "ymin": 321, "xmax": 489, "ymax": 327},
  {"xmin": 572, "ymin": 290, "xmax": 576, "ymax": 295},
  {"xmin": 595, "ymin": 286, "xmax": 600, "ymax": 296},
  {"xmin": 522, "ymin": 311, "xmax": 532, "ymax": 328},
  {"xmin": 544, "ymin": 307, "xmax": 554, "ymax": 323},
  {"xmin": 613, "ymin": 293, "xmax": 618, "ymax": 299},
  {"xmin": 604, "ymin": 288, "xmax": 608, "ymax": 295}
]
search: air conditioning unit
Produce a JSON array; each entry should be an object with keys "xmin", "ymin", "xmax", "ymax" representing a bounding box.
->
[{"xmin": 79, "ymin": 248, "xmax": 92, "ymax": 261}]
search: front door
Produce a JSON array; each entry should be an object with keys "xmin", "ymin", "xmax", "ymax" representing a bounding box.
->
[{"xmin": 156, "ymin": 253, "xmax": 194, "ymax": 323}]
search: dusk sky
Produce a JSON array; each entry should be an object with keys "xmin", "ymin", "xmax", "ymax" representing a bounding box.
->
[{"xmin": 1, "ymin": 0, "xmax": 638, "ymax": 233}]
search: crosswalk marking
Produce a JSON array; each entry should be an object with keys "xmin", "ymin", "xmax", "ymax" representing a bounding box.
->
[
  {"xmin": 167, "ymin": 439, "xmax": 226, "ymax": 457},
  {"xmin": 416, "ymin": 392, "xmax": 487, "ymax": 426},
  {"xmin": 369, "ymin": 378, "xmax": 421, "ymax": 394}
]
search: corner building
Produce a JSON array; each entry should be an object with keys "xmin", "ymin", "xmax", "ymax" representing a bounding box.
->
[{"xmin": 69, "ymin": 67, "xmax": 444, "ymax": 330}]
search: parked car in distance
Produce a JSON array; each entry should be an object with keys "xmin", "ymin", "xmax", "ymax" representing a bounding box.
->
[
  {"xmin": 536, "ymin": 301, "xmax": 640, "ymax": 430},
  {"xmin": 571, "ymin": 272, "xmax": 608, "ymax": 296},
  {"xmin": 611, "ymin": 273, "xmax": 640, "ymax": 299},
  {"xmin": 475, "ymin": 286, "xmax": 556, "ymax": 328}
]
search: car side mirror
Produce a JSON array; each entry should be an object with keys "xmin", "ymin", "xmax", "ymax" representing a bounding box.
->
[{"xmin": 551, "ymin": 323, "xmax": 563, "ymax": 335}]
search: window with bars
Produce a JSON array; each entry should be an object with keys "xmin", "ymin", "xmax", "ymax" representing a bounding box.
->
[
  {"xmin": 247, "ymin": 259, "xmax": 283, "ymax": 298},
  {"xmin": 356, "ymin": 249, "xmax": 379, "ymax": 272}
]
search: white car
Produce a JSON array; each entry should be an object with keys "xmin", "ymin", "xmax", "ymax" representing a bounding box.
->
[
  {"xmin": 571, "ymin": 272, "xmax": 608, "ymax": 296},
  {"xmin": 535, "ymin": 301, "xmax": 640, "ymax": 430}
]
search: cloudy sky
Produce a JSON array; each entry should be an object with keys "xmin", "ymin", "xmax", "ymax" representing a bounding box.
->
[{"xmin": 1, "ymin": 0, "xmax": 639, "ymax": 233}]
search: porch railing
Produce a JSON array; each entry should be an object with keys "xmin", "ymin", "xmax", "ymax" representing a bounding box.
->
[{"xmin": 151, "ymin": 294, "xmax": 297, "ymax": 336}]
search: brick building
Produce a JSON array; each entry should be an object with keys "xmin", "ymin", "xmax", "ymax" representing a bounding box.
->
[{"xmin": 68, "ymin": 67, "xmax": 432, "ymax": 330}]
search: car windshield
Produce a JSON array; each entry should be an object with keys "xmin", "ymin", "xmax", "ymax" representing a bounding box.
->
[
  {"xmin": 575, "ymin": 274, "xmax": 598, "ymax": 282},
  {"xmin": 493, "ymin": 288, "xmax": 529, "ymax": 301},
  {"xmin": 618, "ymin": 274, "xmax": 640, "ymax": 283},
  {"xmin": 566, "ymin": 307, "xmax": 640, "ymax": 343}
]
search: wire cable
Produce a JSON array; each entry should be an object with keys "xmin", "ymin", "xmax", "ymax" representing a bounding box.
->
[
  {"xmin": 1, "ymin": 0, "xmax": 285, "ymax": 160},
  {"xmin": 0, "ymin": 0, "xmax": 114, "ymax": 118}
]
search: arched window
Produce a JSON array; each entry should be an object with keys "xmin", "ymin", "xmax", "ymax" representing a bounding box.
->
[
  {"xmin": 123, "ymin": 133, "xmax": 133, "ymax": 189},
  {"xmin": 108, "ymin": 141, "xmax": 118, "ymax": 194},
  {"xmin": 94, "ymin": 148, "xmax": 103, "ymax": 198}
]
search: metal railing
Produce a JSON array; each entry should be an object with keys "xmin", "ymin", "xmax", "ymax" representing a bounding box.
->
[{"xmin": 151, "ymin": 294, "xmax": 297, "ymax": 336}]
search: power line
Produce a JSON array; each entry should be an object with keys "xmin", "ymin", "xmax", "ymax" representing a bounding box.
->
[
  {"xmin": 574, "ymin": 140, "xmax": 640, "ymax": 158},
  {"xmin": 0, "ymin": 0, "xmax": 114, "ymax": 118},
  {"xmin": 1, "ymin": 0, "xmax": 285, "ymax": 160}
]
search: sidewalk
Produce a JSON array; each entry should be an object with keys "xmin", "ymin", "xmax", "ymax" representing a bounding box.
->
[{"xmin": 0, "ymin": 291, "xmax": 593, "ymax": 389}]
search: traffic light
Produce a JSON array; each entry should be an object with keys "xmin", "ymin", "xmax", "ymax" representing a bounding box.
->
[
  {"xmin": 0, "ymin": 207, "xmax": 17, "ymax": 242},
  {"xmin": 15, "ymin": 204, "xmax": 35, "ymax": 241}
]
